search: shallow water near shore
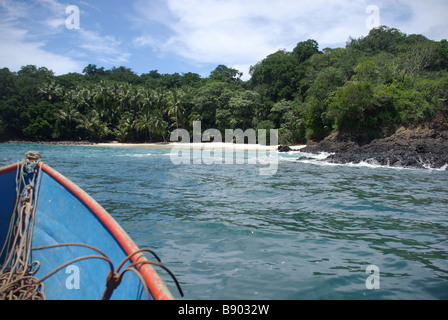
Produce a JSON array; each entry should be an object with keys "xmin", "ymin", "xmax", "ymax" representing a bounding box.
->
[{"xmin": 1, "ymin": 143, "xmax": 448, "ymax": 300}]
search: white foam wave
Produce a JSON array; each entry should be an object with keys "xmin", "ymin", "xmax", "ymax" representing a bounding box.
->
[
  {"xmin": 279, "ymin": 151, "xmax": 333, "ymax": 162},
  {"xmin": 279, "ymin": 151, "xmax": 447, "ymax": 172},
  {"xmin": 422, "ymin": 163, "xmax": 448, "ymax": 171},
  {"xmin": 295, "ymin": 156, "xmax": 447, "ymax": 172},
  {"xmin": 118, "ymin": 153, "xmax": 152, "ymax": 158}
]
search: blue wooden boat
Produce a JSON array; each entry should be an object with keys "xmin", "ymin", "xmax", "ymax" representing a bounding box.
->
[{"xmin": 0, "ymin": 152, "xmax": 181, "ymax": 300}]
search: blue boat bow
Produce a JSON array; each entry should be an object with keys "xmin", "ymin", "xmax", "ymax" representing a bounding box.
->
[{"xmin": 0, "ymin": 152, "xmax": 181, "ymax": 300}]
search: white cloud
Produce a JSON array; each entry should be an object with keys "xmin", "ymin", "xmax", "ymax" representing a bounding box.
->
[
  {"xmin": 0, "ymin": 0, "xmax": 132, "ymax": 74},
  {"xmin": 0, "ymin": 0, "xmax": 82, "ymax": 74},
  {"xmin": 32, "ymin": 0, "xmax": 69, "ymax": 34},
  {"xmin": 131, "ymin": 0, "xmax": 372, "ymax": 78},
  {"xmin": 2, "ymin": 0, "xmax": 446, "ymax": 78},
  {"xmin": 77, "ymin": 29, "xmax": 131, "ymax": 65},
  {"xmin": 389, "ymin": 0, "xmax": 448, "ymax": 40},
  {"xmin": 0, "ymin": 36, "xmax": 82, "ymax": 75},
  {"xmin": 131, "ymin": 0, "xmax": 448, "ymax": 79}
]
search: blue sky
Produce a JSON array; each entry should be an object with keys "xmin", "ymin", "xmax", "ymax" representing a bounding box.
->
[{"xmin": 1, "ymin": 0, "xmax": 447, "ymax": 80}]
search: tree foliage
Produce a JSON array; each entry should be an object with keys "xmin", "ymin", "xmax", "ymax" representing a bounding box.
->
[{"xmin": 1, "ymin": 26, "xmax": 447, "ymax": 145}]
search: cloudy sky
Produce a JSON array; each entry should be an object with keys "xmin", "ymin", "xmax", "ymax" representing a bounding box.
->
[{"xmin": 0, "ymin": 0, "xmax": 447, "ymax": 79}]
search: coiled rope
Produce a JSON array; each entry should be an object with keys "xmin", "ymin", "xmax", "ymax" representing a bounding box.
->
[{"xmin": 0, "ymin": 151, "xmax": 44, "ymax": 300}]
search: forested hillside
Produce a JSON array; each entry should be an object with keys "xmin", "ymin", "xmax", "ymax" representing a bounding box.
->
[{"xmin": 1, "ymin": 26, "xmax": 447, "ymax": 144}]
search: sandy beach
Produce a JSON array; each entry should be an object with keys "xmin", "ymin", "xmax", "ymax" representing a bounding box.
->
[
  {"xmin": 91, "ymin": 142, "xmax": 307, "ymax": 151},
  {"xmin": 3, "ymin": 140, "xmax": 307, "ymax": 151}
]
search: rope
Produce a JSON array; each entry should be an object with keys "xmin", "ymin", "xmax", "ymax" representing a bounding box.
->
[
  {"xmin": 0, "ymin": 152, "xmax": 44, "ymax": 300},
  {"xmin": 33, "ymin": 243, "xmax": 184, "ymax": 300},
  {"xmin": 101, "ymin": 248, "xmax": 185, "ymax": 300}
]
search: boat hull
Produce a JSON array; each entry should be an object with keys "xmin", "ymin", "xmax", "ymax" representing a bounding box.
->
[{"xmin": 0, "ymin": 162, "xmax": 173, "ymax": 300}]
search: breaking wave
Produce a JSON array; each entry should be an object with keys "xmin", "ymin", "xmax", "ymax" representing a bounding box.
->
[{"xmin": 279, "ymin": 151, "xmax": 448, "ymax": 171}]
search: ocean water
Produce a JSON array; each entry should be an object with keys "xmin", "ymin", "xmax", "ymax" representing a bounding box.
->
[{"xmin": 1, "ymin": 143, "xmax": 447, "ymax": 300}]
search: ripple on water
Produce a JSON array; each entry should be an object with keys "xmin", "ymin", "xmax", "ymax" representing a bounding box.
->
[{"xmin": 1, "ymin": 144, "xmax": 447, "ymax": 299}]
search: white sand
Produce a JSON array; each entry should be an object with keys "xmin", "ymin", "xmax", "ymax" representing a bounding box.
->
[
  {"xmin": 91, "ymin": 141, "xmax": 286, "ymax": 151},
  {"xmin": 90, "ymin": 141, "xmax": 308, "ymax": 152}
]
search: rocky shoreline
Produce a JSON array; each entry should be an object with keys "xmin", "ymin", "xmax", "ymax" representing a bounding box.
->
[
  {"xmin": 4, "ymin": 126, "xmax": 448, "ymax": 170},
  {"xmin": 280, "ymin": 126, "xmax": 448, "ymax": 170}
]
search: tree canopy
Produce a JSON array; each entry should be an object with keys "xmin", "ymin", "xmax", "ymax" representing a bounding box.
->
[{"xmin": 1, "ymin": 26, "xmax": 447, "ymax": 144}]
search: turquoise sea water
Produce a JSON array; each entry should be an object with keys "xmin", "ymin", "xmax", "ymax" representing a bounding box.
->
[{"xmin": 1, "ymin": 143, "xmax": 447, "ymax": 300}]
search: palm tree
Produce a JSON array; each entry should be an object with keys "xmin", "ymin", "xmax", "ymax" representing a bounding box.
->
[
  {"xmin": 166, "ymin": 88, "xmax": 185, "ymax": 131},
  {"xmin": 118, "ymin": 83, "xmax": 132, "ymax": 114},
  {"xmin": 139, "ymin": 88, "xmax": 154, "ymax": 115},
  {"xmin": 75, "ymin": 87, "xmax": 93, "ymax": 115},
  {"xmin": 58, "ymin": 91, "xmax": 81, "ymax": 138},
  {"xmin": 134, "ymin": 110, "xmax": 154, "ymax": 141},
  {"xmin": 151, "ymin": 109, "xmax": 168, "ymax": 142},
  {"xmin": 152, "ymin": 87, "xmax": 169, "ymax": 114},
  {"xmin": 113, "ymin": 123, "xmax": 129, "ymax": 142},
  {"xmin": 113, "ymin": 112, "xmax": 135, "ymax": 142},
  {"xmin": 129, "ymin": 86, "xmax": 143, "ymax": 119},
  {"xmin": 77, "ymin": 109, "xmax": 110, "ymax": 141},
  {"xmin": 93, "ymin": 81, "xmax": 109, "ymax": 112},
  {"xmin": 188, "ymin": 112, "xmax": 202, "ymax": 128},
  {"xmin": 39, "ymin": 81, "xmax": 63, "ymax": 103}
]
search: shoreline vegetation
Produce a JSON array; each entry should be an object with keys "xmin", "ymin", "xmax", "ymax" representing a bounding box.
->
[{"xmin": 1, "ymin": 26, "xmax": 447, "ymax": 169}]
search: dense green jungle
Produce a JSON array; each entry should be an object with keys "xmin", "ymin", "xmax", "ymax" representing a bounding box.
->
[{"xmin": 1, "ymin": 26, "xmax": 447, "ymax": 145}]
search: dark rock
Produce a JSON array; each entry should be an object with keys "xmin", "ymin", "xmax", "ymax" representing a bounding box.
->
[
  {"xmin": 296, "ymin": 156, "xmax": 317, "ymax": 161},
  {"xmin": 415, "ymin": 145, "xmax": 426, "ymax": 153},
  {"xmin": 302, "ymin": 128, "xmax": 448, "ymax": 170},
  {"xmin": 278, "ymin": 146, "xmax": 292, "ymax": 152}
]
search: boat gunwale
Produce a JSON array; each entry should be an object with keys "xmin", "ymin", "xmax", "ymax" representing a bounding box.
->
[{"xmin": 0, "ymin": 162, "xmax": 174, "ymax": 300}]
